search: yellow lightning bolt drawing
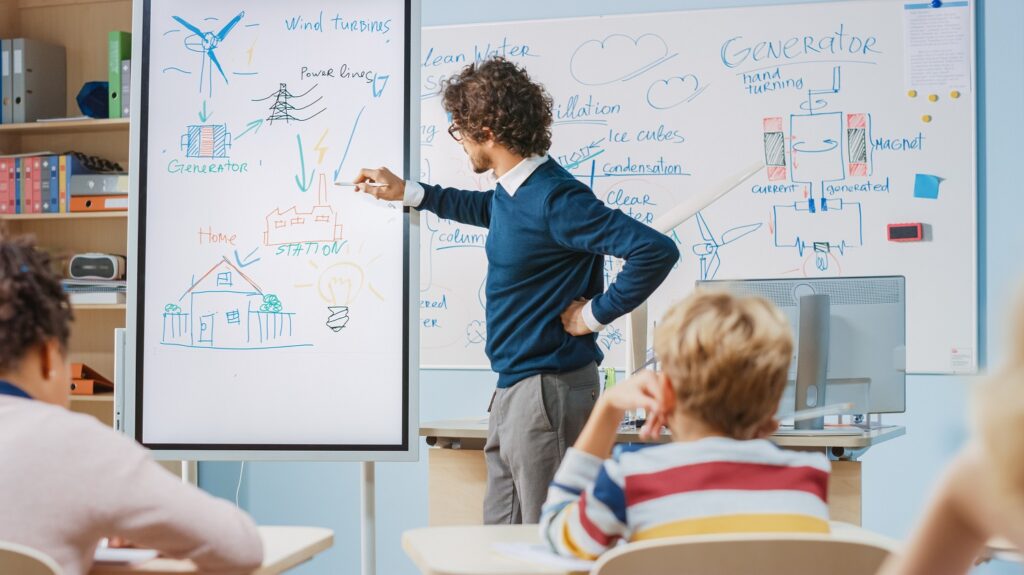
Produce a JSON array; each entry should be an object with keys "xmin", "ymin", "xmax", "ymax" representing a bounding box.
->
[
  {"xmin": 314, "ymin": 129, "xmax": 329, "ymax": 165},
  {"xmin": 246, "ymin": 40, "xmax": 256, "ymax": 65}
]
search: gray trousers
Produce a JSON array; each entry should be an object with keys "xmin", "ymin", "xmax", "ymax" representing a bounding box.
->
[{"xmin": 483, "ymin": 362, "xmax": 599, "ymax": 524}]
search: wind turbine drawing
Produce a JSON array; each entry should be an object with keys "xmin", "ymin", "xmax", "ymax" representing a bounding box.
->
[
  {"xmin": 691, "ymin": 212, "xmax": 762, "ymax": 281},
  {"xmin": 172, "ymin": 11, "xmax": 245, "ymax": 97}
]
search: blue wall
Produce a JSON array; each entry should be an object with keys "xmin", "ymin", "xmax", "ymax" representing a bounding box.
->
[{"xmin": 201, "ymin": 1, "xmax": 1024, "ymax": 573}]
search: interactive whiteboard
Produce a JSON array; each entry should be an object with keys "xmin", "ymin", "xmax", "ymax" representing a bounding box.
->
[
  {"xmin": 127, "ymin": 0, "xmax": 420, "ymax": 459},
  {"xmin": 418, "ymin": 0, "xmax": 976, "ymax": 374}
]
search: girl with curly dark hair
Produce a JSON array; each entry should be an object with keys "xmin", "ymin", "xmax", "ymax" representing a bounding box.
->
[
  {"xmin": 0, "ymin": 232, "xmax": 264, "ymax": 575},
  {"xmin": 353, "ymin": 57, "xmax": 679, "ymax": 524}
]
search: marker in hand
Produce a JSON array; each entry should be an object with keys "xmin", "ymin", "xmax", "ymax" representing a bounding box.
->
[{"xmin": 334, "ymin": 181, "xmax": 387, "ymax": 187}]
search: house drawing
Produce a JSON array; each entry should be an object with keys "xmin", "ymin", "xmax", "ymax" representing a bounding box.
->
[
  {"xmin": 264, "ymin": 173, "xmax": 344, "ymax": 246},
  {"xmin": 161, "ymin": 257, "xmax": 309, "ymax": 350}
]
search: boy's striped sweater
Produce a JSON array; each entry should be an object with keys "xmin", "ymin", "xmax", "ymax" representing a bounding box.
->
[{"xmin": 540, "ymin": 437, "xmax": 831, "ymax": 560}]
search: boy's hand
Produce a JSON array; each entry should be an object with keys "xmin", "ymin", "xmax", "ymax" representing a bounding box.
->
[
  {"xmin": 353, "ymin": 167, "xmax": 405, "ymax": 201},
  {"xmin": 600, "ymin": 370, "xmax": 670, "ymax": 440}
]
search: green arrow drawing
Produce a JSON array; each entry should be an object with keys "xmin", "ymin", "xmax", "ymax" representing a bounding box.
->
[
  {"xmin": 198, "ymin": 100, "xmax": 210, "ymax": 122},
  {"xmin": 294, "ymin": 134, "xmax": 314, "ymax": 193},
  {"xmin": 235, "ymin": 119, "xmax": 263, "ymax": 140}
]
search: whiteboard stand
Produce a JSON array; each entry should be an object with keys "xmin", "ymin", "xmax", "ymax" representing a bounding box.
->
[{"xmin": 361, "ymin": 461, "xmax": 376, "ymax": 575}]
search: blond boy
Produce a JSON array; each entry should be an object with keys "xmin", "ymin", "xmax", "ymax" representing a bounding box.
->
[{"xmin": 540, "ymin": 291, "xmax": 830, "ymax": 559}]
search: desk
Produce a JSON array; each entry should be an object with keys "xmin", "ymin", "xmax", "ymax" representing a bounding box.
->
[
  {"xmin": 402, "ymin": 522, "xmax": 900, "ymax": 575},
  {"xmin": 984, "ymin": 537, "xmax": 1022, "ymax": 564},
  {"xmin": 90, "ymin": 526, "xmax": 334, "ymax": 575},
  {"xmin": 421, "ymin": 419, "xmax": 905, "ymax": 527}
]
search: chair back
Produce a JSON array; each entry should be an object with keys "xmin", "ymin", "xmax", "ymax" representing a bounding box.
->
[
  {"xmin": 591, "ymin": 532, "xmax": 896, "ymax": 575},
  {"xmin": 0, "ymin": 541, "xmax": 62, "ymax": 575}
]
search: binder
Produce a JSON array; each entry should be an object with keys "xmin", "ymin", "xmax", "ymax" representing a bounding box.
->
[
  {"xmin": 69, "ymin": 173, "xmax": 129, "ymax": 196},
  {"xmin": 120, "ymin": 59, "xmax": 130, "ymax": 118},
  {"xmin": 43, "ymin": 155, "xmax": 58, "ymax": 213},
  {"xmin": 0, "ymin": 158, "xmax": 9, "ymax": 213},
  {"xmin": 0, "ymin": 39, "xmax": 10, "ymax": 124},
  {"xmin": 70, "ymin": 194, "xmax": 128, "ymax": 212},
  {"xmin": 12, "ymin": 158, "xmax": 20, "ymax": 213},
  {"xmin": 12, "ymin": 38, "xmax": 66, "ymax": 123},
  {"xmin": 108, "ymin": 32, "xmax": 130, "ymax": 119},
  {"xmin": 70, "ymin": 363, "xmax": 113, "ymax": 395},
  {"xmin": 63, "ymin": 154, "xmax": 100, "ymax": 210},
  {"xmin": 30, "ymin": 156, "xmax": 42, "ymax": 213},
  {"xmin": 40, "ymin": 156, "xmax": 51, "ymax": 212},
  {"xmin": 58, "ymin": 154, "xmax": 67, "ymax": 213},
  {"xmin": 20, "ymin": 157, "xmax": 31, "ymax": 213}
]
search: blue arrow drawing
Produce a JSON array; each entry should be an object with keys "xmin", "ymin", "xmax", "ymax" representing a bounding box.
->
[
  {"xmin": 332, "ymin": 106, "xmax": 366, "ymax": 181},
  {"xmin": 233, "ymin": 247, "xmax": 261, "ymax": 268},
  {"xmin": 294, "ymin": 134, "xmax": 314, "ymax": 192}
]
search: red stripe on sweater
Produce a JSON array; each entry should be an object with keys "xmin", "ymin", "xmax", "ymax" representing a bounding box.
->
[
  {"xmin": 578, "ymin": 492, "xmax": 620, "ymax": 547},
  {"xmin": 625, "ymin": 461, "xmax": 828, "ymax": 506}
]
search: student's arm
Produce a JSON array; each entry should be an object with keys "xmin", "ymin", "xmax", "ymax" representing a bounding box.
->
[
  {"xmin": 545, "ymin": 183, "xmax": 678, "ymax": 332},
  {"xmin": 92, "ymin": 433, "xmax": 263, "ymax": 573},
  {"xmin": 540, "ymin": 371, "xmax": 667, "ymax": 559},
  {"xmin": 878, "ymin": 446, "xmax": 994, "ymax": 575},
  {"xmin": 352, "ymin": 167, "xmax": 493, "ymax": 228},
  {"xmin": 539, "ymin": 450, "xmax": 629, "ymax": 560}
]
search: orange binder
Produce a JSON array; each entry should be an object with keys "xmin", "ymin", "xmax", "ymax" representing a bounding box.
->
[
  {"xmin": 69, "ymin": 363, "xmax": 113, "ymax": 395},
  {"xmin": 69, "ymin": 195, "xmax": 128, "ymax": 212}
]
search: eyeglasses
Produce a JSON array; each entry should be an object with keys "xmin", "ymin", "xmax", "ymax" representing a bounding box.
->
[{"xmin": 447, "ymin": 123, "xmax": 463, "ymax": 143}]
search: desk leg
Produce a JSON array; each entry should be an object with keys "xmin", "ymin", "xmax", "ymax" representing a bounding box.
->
[
  {"xmin": 828, "ymin": 460, "xmax": 862, "ymax": 526},
  {"xmin": 428, "ymin": 447, "xmax": 487, "ymax": 526}
]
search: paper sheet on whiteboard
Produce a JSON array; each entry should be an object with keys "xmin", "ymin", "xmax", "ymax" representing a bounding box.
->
[{"xmin": 903, "ymin": 1, "xmax": 971, "ymax": 91}]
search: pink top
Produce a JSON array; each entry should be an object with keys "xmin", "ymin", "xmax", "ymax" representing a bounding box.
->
[{"xmin": 0, "ymin": 396, "xmax": 263, "ymax": 575}]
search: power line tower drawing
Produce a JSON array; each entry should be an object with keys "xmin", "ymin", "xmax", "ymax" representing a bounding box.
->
[{"xmin": 253, "ymin": 83, "xmax": 326, "ymax": 125}]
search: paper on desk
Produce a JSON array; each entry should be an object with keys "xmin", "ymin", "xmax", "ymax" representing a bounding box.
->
[
  {"xmin": 492, "ymin": 542, "xmax": 595, "ymax": 572},
  {"xmin": 94, "ymin": 547, "xmax": 159, "ymax": 564},
  {"xmin": 903, "ymin": 1, "xmax": 971, "ymax": 92}
]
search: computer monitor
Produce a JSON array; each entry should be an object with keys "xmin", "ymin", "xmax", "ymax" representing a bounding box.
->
[{"xmin": 695, "ymin": 276, "xmax": 906, "ymax": 417}]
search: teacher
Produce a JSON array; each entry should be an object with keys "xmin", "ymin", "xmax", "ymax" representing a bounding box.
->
[{"xmin": 355, "ymin": 57, "xmax": 678, "ymax": 524}]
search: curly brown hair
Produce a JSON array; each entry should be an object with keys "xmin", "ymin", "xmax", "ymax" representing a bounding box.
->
[
  {"xmin": 442, "ymin": 57, "xmax": 553, "ymax": 157},
  {"xmin": 0, "ymin": 230, "xmax": 73, "ymax": 374}
]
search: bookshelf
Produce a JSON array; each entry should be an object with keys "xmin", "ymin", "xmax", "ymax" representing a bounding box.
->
[
  {"xmin": 0, "ymin": 117, "xmax": 129, "ymax": 134},
  {"xmin": 1, "ymin": 0, "xmax": 131, "ymax": 429},
  {"xmin": 0, "ymin": 210, "xmax": 127, "ymax": 220}
]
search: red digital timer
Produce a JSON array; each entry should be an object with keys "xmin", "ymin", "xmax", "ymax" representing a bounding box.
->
[{"xmin": 887, "ymin": 223, "xmax": 924, "ymax": 242}]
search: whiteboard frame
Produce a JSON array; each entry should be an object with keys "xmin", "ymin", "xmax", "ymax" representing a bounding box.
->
[
  {"xmin": 416, "ymin": 0, "xmax": 978, "ymax": 375},
  {"xmin": 126, "ymin": 0, "xmax": 421, "ymax": 461}
]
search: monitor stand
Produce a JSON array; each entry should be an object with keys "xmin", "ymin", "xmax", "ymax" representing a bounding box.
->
[{"xmin": 795, "ymin": 294, "xmax": 830, "ymax": 430}]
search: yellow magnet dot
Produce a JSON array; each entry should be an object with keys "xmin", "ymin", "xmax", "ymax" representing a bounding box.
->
[
  {"xmin": 922, "ymin": 114, "xmax": 932, "ymax": 123},
  {"xmin": 950, "ymin": 90, "xmax": 961, "ymax": 99},
  {"xmin": 907, "ymin": 90, "xmax": 918, "ymax": 97},
  {"xmin": 928, "ymin": 94, "xmax": 939, "ymax": 102}
]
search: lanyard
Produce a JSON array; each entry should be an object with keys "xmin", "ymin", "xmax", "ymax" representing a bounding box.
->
[{"xmin": 0, "ymin": 381, "xmax": 32, "ymax": 400}]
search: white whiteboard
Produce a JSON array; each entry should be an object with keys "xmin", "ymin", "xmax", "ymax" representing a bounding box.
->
[
  {"xmin": 418, "ymin": 0, "xmax": 976, "ymax": 374},
  {"xmin": 128, "ymin": 0, "xmax": 420, "ymax": 459}
]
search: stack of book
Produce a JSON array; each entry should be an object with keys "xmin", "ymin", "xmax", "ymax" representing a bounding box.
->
[
  {"xmin": 0, "ymin": 153, "xmax": 127, "ymax": 214},
  {"xmin": 62, "ymin": 279, "xmax": 126, "ymax": 305}
]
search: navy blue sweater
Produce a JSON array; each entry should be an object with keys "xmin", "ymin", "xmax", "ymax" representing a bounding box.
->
[{"xmin": 419, "ymin": 159, "xmax": 679, "ymax": 387}]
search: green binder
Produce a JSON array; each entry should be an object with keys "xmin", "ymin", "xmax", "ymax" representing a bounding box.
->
[{"xmin": 107, "ymin": 31, "xmax": 130, "ymax": 119}]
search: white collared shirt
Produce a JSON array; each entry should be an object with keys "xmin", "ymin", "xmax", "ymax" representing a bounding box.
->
[{"xmin": 404, "ymin": 155, "xmax": 605, "ymax": 333}]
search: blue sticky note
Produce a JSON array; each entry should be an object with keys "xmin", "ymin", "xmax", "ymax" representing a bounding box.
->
[{"xmin": 914, "ymin": 174, "xmax": 941, "ymax": 199}]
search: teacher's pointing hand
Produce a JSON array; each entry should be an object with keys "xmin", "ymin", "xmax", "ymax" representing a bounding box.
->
[{"xmin": 353, "ymin": 167, "xmax": 405, "ymax": 201}]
